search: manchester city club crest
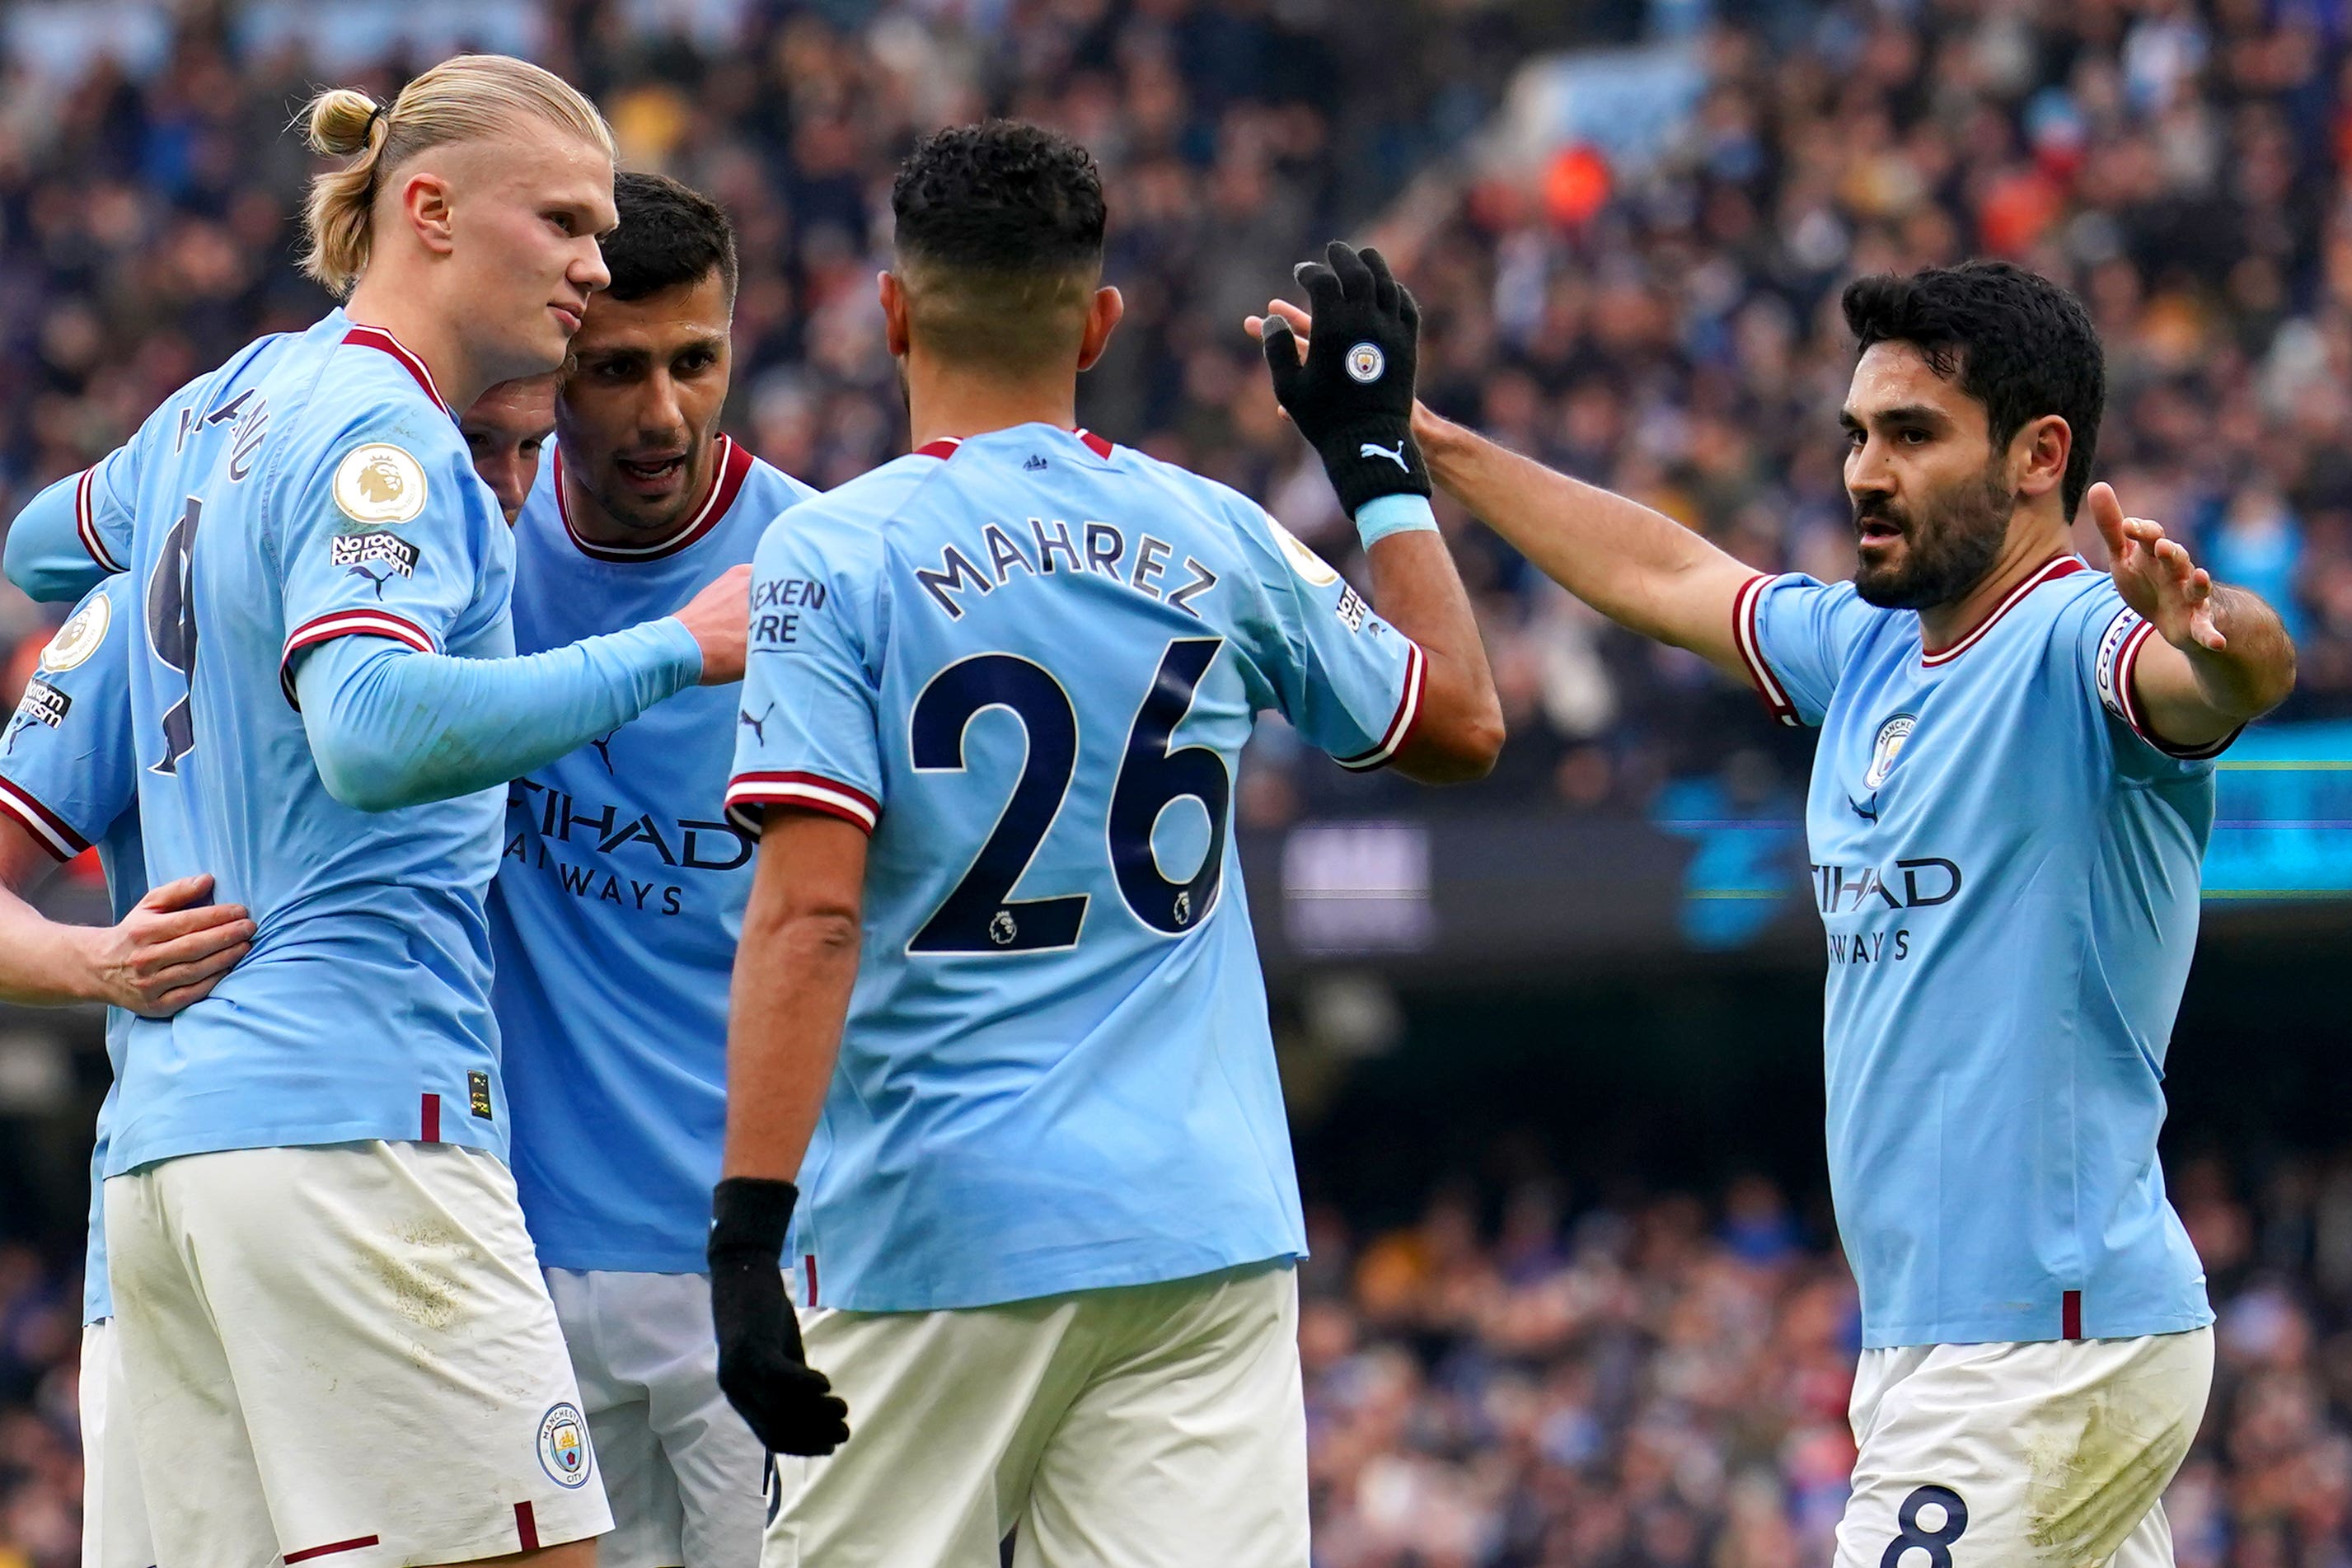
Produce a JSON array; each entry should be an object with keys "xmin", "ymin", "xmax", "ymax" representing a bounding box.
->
[
  {"xmin": 1344, "ymin": 341, "xmax": 1385, "ymax": 383},
  {"xmin": 537, "ymin": 1402, "xmax": 592, "ymax": 1488},
  {"xmin": 1864, "ymin": 713, "xmax": 1917, "ymax": 792}
]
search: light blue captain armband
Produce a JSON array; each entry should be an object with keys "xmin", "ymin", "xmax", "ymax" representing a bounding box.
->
[{"xmin": 1354, "ymin": 493, "xmax": 1441, "ymax": 550}]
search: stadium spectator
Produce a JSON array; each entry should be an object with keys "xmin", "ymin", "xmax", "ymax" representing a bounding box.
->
[
  {"xmin": 8, "ymin": 0, "xmax": 2350, "ymax": 828},
  {"xmin": 9, "ymin": 1163, "xmax": 2352, "ymax": 1562}
]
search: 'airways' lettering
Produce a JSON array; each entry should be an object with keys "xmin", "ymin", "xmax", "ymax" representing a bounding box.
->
[{"xmin": 1826, "ymin": 930, "xmax": 1913, "ymax": 964}]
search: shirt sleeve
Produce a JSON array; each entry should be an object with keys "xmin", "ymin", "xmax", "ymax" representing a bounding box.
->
[
  {"xmin": 725, "ymin": 511, "xmax": 885, "ymax": 836},
  {"xmin": 3, "ymin": 444, "xmax": 136, "ymax": 603},
  {"xmin": 0, "ymin": 579, "xmax": 136, "ymax": 860},
  {"xmin": 1733, "ymin": 573, "xmax": 1879, "ymax": 728},
  {"xmin": 1236, "ymin": 504, "xmax": 1426, "ymax": 771},
  {"xmin": 275, "ymin": 412, "xmax": 504, "ymax": 697},
  {"xmin": 2076, "ymin": 580, "xmax": 2239, "ymax": 768},
  {"xmin": 294, "ymin": 618, "xmax": 702, "ymax": 813}
]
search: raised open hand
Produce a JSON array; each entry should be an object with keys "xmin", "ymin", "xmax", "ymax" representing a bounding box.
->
[{"xmin": 2087, "ymin": 481, "xmax": 2226, "ymax": 653}]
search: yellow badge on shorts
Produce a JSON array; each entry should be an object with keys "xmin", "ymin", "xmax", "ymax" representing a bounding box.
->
[
  {"xmin": 333, "ymin": 442, "xmax": 428, "ymax": 526},
  {"xmin": 39, "ymin": 593, "xmax": 110, "ymax": 673},
  {"xmin": 1267, "ymin": 518, "xmax": 1340, "ymax": 587}
]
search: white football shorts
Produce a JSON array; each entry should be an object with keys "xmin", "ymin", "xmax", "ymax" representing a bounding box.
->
[
  {"xmin": 79, "ymin": 1318, "xmax": 153, "ymax": 1568},
  {"xmin": 546, "ymin": 1266, "xmax": 766, "ymax": 1568},
  {"xmin": 104, "ymin": 1140, "xmax": 613, "ymax": 1568},
  {"xmin": 768, "ymin": 1257, "xmax": 1308, "ymax": 1568},
  {"xmin": 1835, "ymin": 1326, "xmax": 2214, "ymax": 1567}
]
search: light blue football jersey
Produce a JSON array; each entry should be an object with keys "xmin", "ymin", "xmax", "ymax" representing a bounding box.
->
[
  {"xmin": 82, "ymin": 311, "xmax": 522, "ymax": 1175},
  {"xmin": 0, "ymin": 577, "xmax": 145, "ymax": 1324},
  {"xmin": 728, "ymin": 424, "xmax": 1427, "ymax": 1312},
  {"xmin": 1736, "ymin": 555, "xmax": 2222, "ymax": 1348},
  {"xmin": 494, "ymin": 436, "xmax": 818, "ymax": 1273},
  {"xmin": 4, "ymin": 340, "xmax": 299, "ymax": 605}
]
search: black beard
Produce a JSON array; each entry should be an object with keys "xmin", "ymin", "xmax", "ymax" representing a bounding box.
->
[{"xmin": 1851, "ymin": 466, "xmax": 2013, "ymax": 610}]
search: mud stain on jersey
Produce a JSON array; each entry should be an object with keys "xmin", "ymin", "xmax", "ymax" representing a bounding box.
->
[
  {"xmin": 370, "ymin": 1219, "xmax": 476, "ymax": 1332},
  {"xmin": 2022, "ymin": 1385, "xmax": 2193, "ymax": 1566}
]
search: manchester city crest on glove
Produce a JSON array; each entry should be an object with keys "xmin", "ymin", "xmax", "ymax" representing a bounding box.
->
[{"xmin": 1345, "ymin": 342, "xmax": 1385, "ymax": 383}]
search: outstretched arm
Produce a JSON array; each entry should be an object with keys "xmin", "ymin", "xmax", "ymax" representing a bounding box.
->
[
  {"xmin": 1253, "ymin": 297, "xmax": 1756, "ymax": 678},
  {"xmin": 1361, "ymin": 522, "xmax": 1504, "ymax": 783},
  {"xmin": 1251, "ymin": 246, "xmax": 1502, "ymax": 781},
  {"xmin": 1413, "ymin": 410, "xmax": 1758, "ymax": 676},
  {"xmin": 293, "ymin": 565, "xmax": 749, "ymax": 812},
  {"xmin": 2087, "ymin": 482, "xmax": 2295, "ymax": 749}
]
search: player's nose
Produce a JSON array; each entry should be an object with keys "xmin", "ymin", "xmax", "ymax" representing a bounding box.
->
[
  {"xmin": 574, "ymin": 236, "xmax": 611, "ymax": 297},
  {"xmin": 641, "ymin": 373, "xmax": 686, "ymax": 435}
]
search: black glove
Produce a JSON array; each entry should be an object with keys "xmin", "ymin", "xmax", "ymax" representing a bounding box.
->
[
  {"xmin": 709, "ymin": 1177, "xmax": 850, "ymax": 1456},
  {"xmin": 1260, "ymin": 240, "xmax": 1433, "ymax": 518}
]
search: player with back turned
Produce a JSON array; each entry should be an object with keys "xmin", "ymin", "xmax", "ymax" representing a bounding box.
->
[
  {"xmin": 709, "ymin": 122, "xmax": 1502, "ymax": 1566},
  {"xmin": 0, "ymin": 57, "xmax": 750, "ymax": 1568},
  {"xmin": 1255, "ymin": 261, "xmax": 2294, "ymax": 1566}
]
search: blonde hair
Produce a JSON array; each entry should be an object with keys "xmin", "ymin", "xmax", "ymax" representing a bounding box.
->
[{"xmin": 300, "ymin": 55, "xmax": 616, "ymax": 297}]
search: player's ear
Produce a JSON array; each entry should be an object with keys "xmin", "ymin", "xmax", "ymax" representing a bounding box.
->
[
  {"xmin": 1076, "ymin": 285, "xmax": 1123, "ymax": 373},
  {"xmin": 878, "ymin": 271, "xmax": 912, "ymax": 360},
  {"xmin": 2012, "ymin": 413, "xmax": 2070, "ymax": 503},
  {"xmin": 399, "ymin": 170, "xmax": 458, "ymax": 258}
]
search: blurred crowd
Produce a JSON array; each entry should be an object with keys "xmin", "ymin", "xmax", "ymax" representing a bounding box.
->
[
  {"xmin": 1295, "ymin": 1155, "xmax": 2352, "ymax": 1568},
  {"xmin": 7, "ymin": 1, "xmax": 2352, "ymax": 1561},
  {"xmin": 0, "ymin": 0, "xmax": 2348, "ymax": 819},
  {"xmin": 8, "ymin": 1157, "xmax": 2352, "ymax": 1564}
]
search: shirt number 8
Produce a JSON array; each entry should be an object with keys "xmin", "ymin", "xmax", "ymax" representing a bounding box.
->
[{"xmin": 1882, "ymin": 1485, "xmax": 1967, "ymax": 1568}]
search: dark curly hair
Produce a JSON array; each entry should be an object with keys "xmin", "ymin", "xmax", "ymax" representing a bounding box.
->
[
  {"xmin": 602, "ymin": 171, "xmax": 738, "ymax": 303},
  {"xmin": 892, "ymin": 120, "xmax": 1105, "ymax": 275},
  {"xmin": 1842, "ymin": 261, "xmax": 2105, "ymax": 519},
  {"xmin": 889, "ymin": 121, "xmax": 1106, "ymax": 372}
]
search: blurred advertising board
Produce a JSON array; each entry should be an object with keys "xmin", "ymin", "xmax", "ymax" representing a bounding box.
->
[{"xmin": 1247, "ymin": 718, "xmax": 2352, "ymax": 978}]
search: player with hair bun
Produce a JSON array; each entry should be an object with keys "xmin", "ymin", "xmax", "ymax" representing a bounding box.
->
[
  {"xmin": 0, "ymin": 366, "xmax": 558, "ymax": 1568},
  {"xmin": 2, "ymin": 52, "xmax": 748, "ymax": 1568}
]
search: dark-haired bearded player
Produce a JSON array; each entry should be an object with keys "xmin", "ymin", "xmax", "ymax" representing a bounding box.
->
[
  {"xmin": 1255, "ymin": 260, "xmax": 2292, "ymax": 1566},
  {"xmin": 492, "ymin": 170, "xmax": 815, "ymax": 1568}
]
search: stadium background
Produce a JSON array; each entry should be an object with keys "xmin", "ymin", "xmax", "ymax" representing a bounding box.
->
[{"xmin": 0, "ymin": 0, "xmax": 2349, "ymax": 1561}]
